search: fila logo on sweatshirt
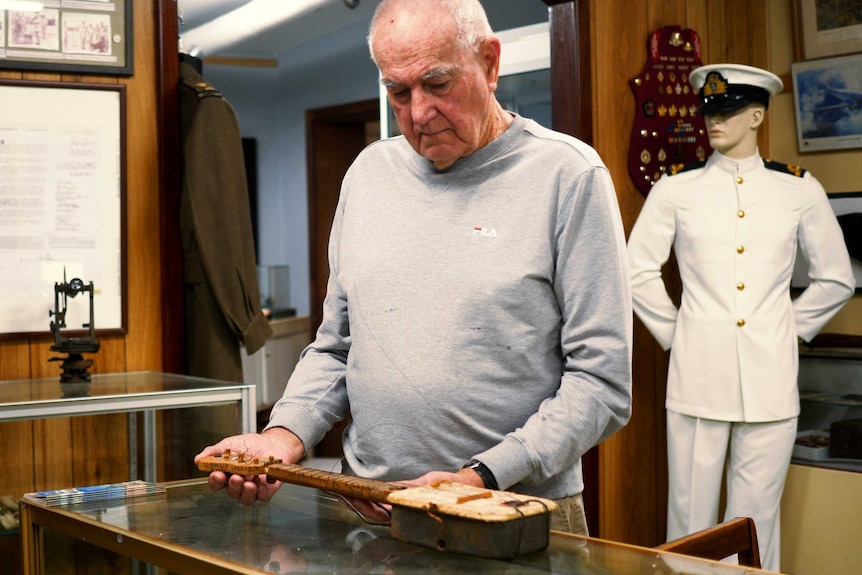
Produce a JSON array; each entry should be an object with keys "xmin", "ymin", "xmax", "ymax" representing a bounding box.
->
[{"xmin": 472, "ymin": 227, "xmax": 497, "ymax": 237}]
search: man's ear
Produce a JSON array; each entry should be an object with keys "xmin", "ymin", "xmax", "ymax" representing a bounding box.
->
[{"xmin": 480, "ymin": 37, "xmax": 502, "ymax": 91}]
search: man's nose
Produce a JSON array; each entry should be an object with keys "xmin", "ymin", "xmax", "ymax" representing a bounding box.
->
[{"xmin": 410, "ymin": 90, "xmax": 437, "ymax": 125}]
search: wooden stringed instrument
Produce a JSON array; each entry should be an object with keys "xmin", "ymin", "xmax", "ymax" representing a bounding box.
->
[{"xmin": 198, "ymin": 449, "xmax": 557, "ymax": 559}]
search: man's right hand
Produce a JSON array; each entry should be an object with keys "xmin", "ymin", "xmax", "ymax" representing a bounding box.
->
[{"xmin": 193, "ymin": 427, "xmax": 305, "ymax": 505}]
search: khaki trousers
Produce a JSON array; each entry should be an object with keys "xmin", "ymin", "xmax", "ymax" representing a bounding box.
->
[{"xmin": 550, "ymin": 492, "xmax": 589, "ymax": 536}]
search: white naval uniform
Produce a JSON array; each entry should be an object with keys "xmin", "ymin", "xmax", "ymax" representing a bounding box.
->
[{"xmin": 627, "ymin": 150, "xmax": 855, "ymax": 571}]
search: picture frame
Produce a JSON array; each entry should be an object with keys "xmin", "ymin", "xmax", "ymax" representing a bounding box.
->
[
  {"xmin": 0, "ymin": 0, "xmax": 133, "ymax": 76},
  {"xmin": 792, "ymin": 53, "xmax": 862, "ymax": 153},
  {"xmin": 792, "ymin": 192, "xmax": 862, "ymax": 294},
  {"xmin": 0, "ymin": 80, "xmax": 127, "ymax": 338},
  {"xmin": 792, "ymin": 0, "xmax": 862, "ymax": 61}
]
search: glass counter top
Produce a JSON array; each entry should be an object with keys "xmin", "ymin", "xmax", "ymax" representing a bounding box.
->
[
  {"xmin": 0, "ymin": 371, "xmax": 254, "ymax": 422},
  {"xmin": 22, "ymin": 479, "xmax": 769, "ymax": 574}
]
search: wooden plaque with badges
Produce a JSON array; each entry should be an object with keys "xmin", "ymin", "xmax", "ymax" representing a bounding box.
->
[{"xmin": 628, "ymin": 26, "xmax": 712, "ymax": 196}]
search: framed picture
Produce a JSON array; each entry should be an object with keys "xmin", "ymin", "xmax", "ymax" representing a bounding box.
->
[
  {"xmin": 0, "ymin": 0, "xmax": 133, "ymax": 76},
  {"xmin": 792, "ymin": 192, "xmax": 862, "ymax": 294},
  {"xmin": 0, "ymin": 80, "xmax": 127, "ymax": 338},
  {"xmin": 792, "ymin": 0, "xmax": 862, "ymax": 60},
  {"xmin": 792, "ymin": 53, "xmax": 862, "ymax": 153}
]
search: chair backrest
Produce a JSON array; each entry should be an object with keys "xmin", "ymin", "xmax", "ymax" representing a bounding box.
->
[{"xmin": 655, "ymin": 517, "xmax": 761, "ymax": 568}]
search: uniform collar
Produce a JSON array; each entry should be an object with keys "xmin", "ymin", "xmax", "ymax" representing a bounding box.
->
[{"xmin": 708, "ymin": 149, "xmax": 761, "ymax": 174}]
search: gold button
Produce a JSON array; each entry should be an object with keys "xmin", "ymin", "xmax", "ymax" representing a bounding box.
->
[
  {"xmin": 737, "ymin": 210, "xmax": 745, "ymax": 218},
  {"xmin": 737, "ymin": 245, "xmax": 745, "ymax": 254},
  {"xmin": 737, "ymin": 318, "xmax": 746, "ymax": 327},
  {"xmin": 736, "ymin": 176, "xmax": 744, "ymax": 184},
  {"xmin": 737, "ymin": 282, "xmax": 745, "ymax": 290}
]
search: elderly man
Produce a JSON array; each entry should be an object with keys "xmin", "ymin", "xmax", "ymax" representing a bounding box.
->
[
  {"xmin": 627, "ymin": 63, "xmax": 854, "ymax": 571},
  {"xmin": 196, "ymin": 0, "xmax": 632, "ymax": 536}
]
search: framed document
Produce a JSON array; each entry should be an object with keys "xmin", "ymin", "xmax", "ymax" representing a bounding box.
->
[
  {"xmin": 0, "ymin": 0, "xmax": 133, "ymax": 76},
  {"xmin": 0, "ymin": 80, "xmax": 126, "ymax": 338}
]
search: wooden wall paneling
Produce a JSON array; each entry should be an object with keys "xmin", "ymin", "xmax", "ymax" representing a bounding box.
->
[
  {"xmin": 0, "ymin": 340, "xmax": 30, "ymax": 380},
  {"xmin": 31, "ymin": 343, "xmax": 74, "ymax": 494},
  {"xmin": 32, "ymin": 417, "xmax": 74, "ymax": 492},
  {"xmin": 157, "ymin": 0, "xmax": 185, "ymax": 377},
  {"xmin": 593, "ymin": 0, "xmax": 659, "ymax": 546},
  {"xmin": 74, "ymin": 337, "xmax": 130, "ymax": 488},
  {"xmin": 122, "ymin": 0, "xmax": 163, "ymax": 373},
  {"xmin": 0, "ymin": 342, "xmax": 35, "ymax": 498},
  {"xmin": 546, "ymin": 0, "xmax": 593, "ymax": 144},
  {"xmin": 640, "ymin": 0, "xmax": 699, "ymax": 549},
  {"xmin": 704, "ymin": 0, "xmax": 727, "ymax": 63},
  {"xmin": 0, "ymin": 421, "xmax": 35, "ymax": 495},
  {"xmin": 683, "ymin": 0, "xmax": 709, "ymax": 32},
  {"xmin": 71, "ymin": 414, "xmax": 130, "ymax": 487}
]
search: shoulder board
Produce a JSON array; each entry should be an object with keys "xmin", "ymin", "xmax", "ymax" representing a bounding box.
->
[
  {"xmin": 666, "ymin": 161, "xmax": 706, "ymax": 176},
  {"xmin": 181, "ymin": 75, "xmax": 222, "ymax": 100},
  {"xmin": 763, "ymin": 159, "xmax": 806, "ymax": 177}
]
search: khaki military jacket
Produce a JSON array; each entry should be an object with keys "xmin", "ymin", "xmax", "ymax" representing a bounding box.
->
[{"xmin": 179, "ymin": 62, "xmax": 271, "ymax": 381}]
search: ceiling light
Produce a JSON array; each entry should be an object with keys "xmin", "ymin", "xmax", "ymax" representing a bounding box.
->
[
  {"xmin": 0, "ymin": 1, "xmax": 44, "ymax": 10},
  {"xmin": 181, "ymin": 0, "xmax": 335, "ymax": 58}
]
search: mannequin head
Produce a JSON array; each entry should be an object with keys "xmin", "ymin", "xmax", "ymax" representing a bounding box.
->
[
  {"xmin": 690, "ymin": 63, "xmax": 782, "ymax": 159},
  {"xmin": 703, "ymin": 103, "xmax": 765, "ymax": 159}
]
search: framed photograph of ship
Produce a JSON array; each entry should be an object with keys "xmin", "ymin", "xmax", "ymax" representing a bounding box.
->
[
  {"xmin": 0, "ymin": 0, "xmax": 133, "ymax": 76},
  {"xmin": 792, "ymin": 53, "xmax": 862, "ymax": 152}
]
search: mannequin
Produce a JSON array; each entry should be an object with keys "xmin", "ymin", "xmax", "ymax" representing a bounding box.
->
[{"xmin": 627, "ymin": 64, "xmax": 855, "ymax": 572}]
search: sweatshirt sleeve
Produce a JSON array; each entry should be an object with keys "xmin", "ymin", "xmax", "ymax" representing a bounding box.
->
[{"xmin": 477, "ymin": 166, "xmax": 634, "ymax": 490}]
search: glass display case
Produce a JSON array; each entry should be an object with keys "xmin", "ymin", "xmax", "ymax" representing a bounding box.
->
[
  {"xmin": 20, "ymin": 479, "xmax": 774, "ymax": 575},
  {"xmin": 0, "ymin": 371, "xmax": 256, "ymax": 482},
  {"xmin": 795, "ymin": 346, "xmax": 862, "ymax": 472}
]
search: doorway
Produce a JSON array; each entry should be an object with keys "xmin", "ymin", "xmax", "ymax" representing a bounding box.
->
[{"xmin": 305, "ymin": 98, "xmax": 379, "ymax": 457}]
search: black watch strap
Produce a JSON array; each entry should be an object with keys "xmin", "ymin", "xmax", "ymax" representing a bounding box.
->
[{"xmin": 462, "ymin": 459, "xmax": 499, "ymax": 490}]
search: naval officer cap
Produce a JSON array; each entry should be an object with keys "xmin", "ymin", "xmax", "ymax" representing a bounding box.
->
[{"xmin": 690, "ymin": 63, "xmax": 783, "ymax": 116}]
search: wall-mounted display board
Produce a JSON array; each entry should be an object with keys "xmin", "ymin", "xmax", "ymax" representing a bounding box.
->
[
  {"xmin": 0, "ymin": 0, "xmax": 133, "ymax": 76},
  {"xmin": 0, "ymin": 80, "xmax": 126, "ymax": 338}
]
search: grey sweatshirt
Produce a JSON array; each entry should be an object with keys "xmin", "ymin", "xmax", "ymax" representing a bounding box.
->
[{"xmin": 267, "ymin": 114, "xmax": 632, "ymax": 499}]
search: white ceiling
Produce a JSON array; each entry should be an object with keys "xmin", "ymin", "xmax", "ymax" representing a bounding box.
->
[
  {"xmin": 178, "ymin": 0, "xmax": 550, "ymax": 68},
  {"xmin": 178, "ymin": 0, "xmax": 380, "ymax": 61}
]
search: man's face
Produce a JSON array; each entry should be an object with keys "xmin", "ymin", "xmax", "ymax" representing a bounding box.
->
[{"xmin": 374, "ymin": 18, "xmax": 500, "ymax": 169}]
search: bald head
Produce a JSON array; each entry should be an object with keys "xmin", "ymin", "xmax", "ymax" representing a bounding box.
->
[{"xmin": 368, "ymin": 0, "xmax": 493, "ymax": 65}]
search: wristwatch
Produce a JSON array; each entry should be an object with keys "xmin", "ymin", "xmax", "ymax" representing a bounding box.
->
[{"xmin": 462, "ymin": 459, "xmax": 499, "ymax": 490}]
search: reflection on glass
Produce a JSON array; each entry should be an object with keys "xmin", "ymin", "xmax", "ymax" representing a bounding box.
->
[{"xmin": 497, "ymin": 68, "xmax": 552, "ymax": 128}]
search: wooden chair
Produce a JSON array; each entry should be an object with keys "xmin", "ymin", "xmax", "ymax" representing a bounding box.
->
[{"xmin": 656, "ymin": 517, "xmax": 761, "ymax": 569}]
